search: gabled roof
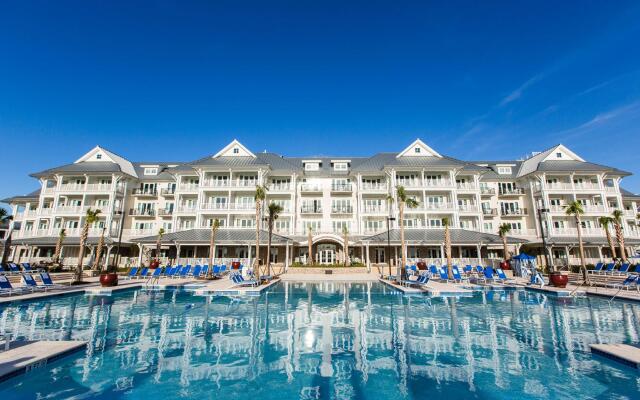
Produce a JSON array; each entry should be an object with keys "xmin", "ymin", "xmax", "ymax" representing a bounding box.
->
[
  {"xmin": 74, "ymin": 145, "xmax": 137, "ymax": 177},
  {"xmin": 621, "ymin": 188, "xmax": 640, "ymax": 199},
  {"xmin": 396, "ymin": 138, "xmax": 442, "ymax": 158},
  {"xmin": 31, "ymin": 146, "xmax": 138, "ymax": 178},
  {"xmin": 516, "ymin": 144, "xmax": 630, "ymax": 177},
  {"xmin": 1, "ymin": 189, "xmax": 41, "ymax": 204},
  {"xmin": 213, "ymin": 139, "xmax": 256, "ymax": 158}
]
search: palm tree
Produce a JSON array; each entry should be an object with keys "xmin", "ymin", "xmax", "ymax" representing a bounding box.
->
[
  {"xmin": 342, "ymin": 225, "xmax": 350, "ymax": 267},
  {"xmin": 611, "ymin": 209, "xmax": 627, "ymax": 262},
  {"xmin": 443, "ymin": 217, "xmax": 453, "ymax": 279},
  {"xmin": 92, "ymin": 228, "xmax": 106, "ymax": 271},
  {"xmin": 74, "ymin": 208, "xmax": 101, "ymax": 284},
  {"xmin": 564, "ymin": 201, "xmax": 587, "ymax": 282},
  {"xmin": 265, "ymin": 202, "xmax": 284, "ymax": 277},
  {"xmin": 53, "ymin": 228, "xmax": 66, "ymax": 264},
  {"xmin": 253, "ymin": 185, "xmax": 268, "ymax": 274},
  {"xmin": 208, "ymin": 219, "xmax": 220, "ymax": 277},
  {"xmin": 386, "ymin": 194, "xmax": 394, "ymax": 277},
  {"xmin": 0, "ymin": 208, "xmax": 14, "ymax": 264},
  {"xmin": 498, "ymin": 223, "xmax": 512, "ymax": 262},
  {"xmin": 396, "ymin": 186, "xmax": 419, "ymax": 282},
  {"xmin": 598, "ymin": 216, "xmax": 617, "ymax": 260},
  {"xmin": 307, "ymin": 226, "xmax": 313, "ymax": 265},
  {"xmin": 155, "ymin": 228, "xmax": 165, "ymax": 264}
]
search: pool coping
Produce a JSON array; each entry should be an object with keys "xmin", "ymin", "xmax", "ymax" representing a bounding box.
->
[{"xmin": 0, "ymin": 340, "xmax": 87, "ymax": 383}]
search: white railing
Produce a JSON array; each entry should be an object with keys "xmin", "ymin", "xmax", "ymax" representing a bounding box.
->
[
  {"xmin": 397, "ymin": 180, "xmax": 422, "ymax": 188},
  {"xmin": 550, "ymin": 228, "xmax": 603, "ymax": 236},
  {"xmin": 300, "ymin": 184, "xmax": 322, "ymax": 192},
  {"xmin": 424, "ymin": 179, "xmax": 453, "ymax": 188},
  {"xmin": 56, "ymin": 206, "xmax": 86, "ymax": 214},
  {"xmin": 457, "ymin": 204, "xmax": 479, "ymax": 212},
  {"xmin": 176, "ymin": 205, "xmax": 197, "ymax": 213},
  {"xmin": 362, "ymin": 205, "xmax": 387, "ymax": 214},
  {"xmin": 361, "ymin": 182, "xmax": 386, "ymax": 191},
  {"xmin": 42, "ymin": 186, "xmax": 56, "ymax": 194},
  {"xmin": 573, "ymin": 183, "xmax": 600, "ymax": 191},
  {"xmin": 85, "ymin": 183, "xmax": 113, "ymax": 192},
  {"xmin": 123, "ymin": 228, "xmax": 156, "ymax": 238},
  {"xmin": 549, "ymin": 204, "xmax": 607, "ymax": 213},
  {"xmin": 270, "ymin": 183, "xmax": 292, "ymax": 191},
  {"xmin": 331, "ymin": 184, "xmax": 352, "ymax": 192},
  {"xmin": 200, "ymin": 203, "xmax": 229, "ymax": 211},
  {"xmin": 456, "ymin": 182, "xmax": 477, "ymax": 190},
  {"xmin": 59, "ymin": 183, "xmax": 86, "ymax": 192},
  {"xmin": 201, "ymin": 179, "xmax": 229, "ymax": 188},
  {"xmin": 23, "ymin": 209, "xmax": 39, "ymax": 217},
  {"xmin": 178, "ymin": 183, "xmax": 199, "ymax": 191},
  {"xmin": 546, "ymin": 182, "xmax": 573, "ymax": 190},
  {"xmin": 230, "ymin": 180, "xmax": 257, "ymax": 188},
  {"xmin": 424, "ymin": 202, "xmax": 456, "ymax": 211}
]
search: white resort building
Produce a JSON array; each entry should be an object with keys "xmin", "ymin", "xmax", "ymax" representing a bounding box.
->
[{"xmin": 2, "ymin": 139, "xmax": 639, "ymax": 268}]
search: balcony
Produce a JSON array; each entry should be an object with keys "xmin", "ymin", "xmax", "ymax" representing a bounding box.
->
[
  {"xmin": 129, "ymin": 209, "xmax": 156, "ymax": 217},
  {"xmin": 549, "ymin": 204, "xmax": 607, "ymax": 214},
  {"xmin": 331, "ymin": 183, "xmax": 352, "ymax": 193},
  {"xmin": 301, "ymin": 184, "xmax": 322, "ymax": 192},
  {"xmin": 86, "ymin": 183, "xmax": 113, "ymax": 192},
  {"xmin": 549, "ymin": 227, "xmax": 602, "ymax": 237},
  {"xmin": 499, "ymin": 188, "xmax": 525, "ymax": 196},
  {"xmin": 331, "ymin": 206, "xmax": 353, "ymax": 214},
  {"xmin": 175, "ymin": 205, "xmax": 197, "ymax": 213},
  {"xmin": 158, "ymin": 209, "xmax": 174, "ymax": 217},
  {"xmin": 480, "ymin": 187, "xmax": 496, "ymax": 195},
  {"xmin": 545, "ymin": 182, "xmax": 573, "ymax": 191},
  {"xmin": 397, "ymin": 180, "xmax": 422, "ymax": 188},
  {"xmin": 456, "ymin": 182, "xmax": 477, "ymax": 191},
  {"xmin": 229, "ymin": 180, "xmax": 257, "ymax": 189},
  {"xmin": 424, "ymin": 202, "xmax": 456, "ymax": 211},
  {"xmin": 424, "ymin": 179, "xmax": 453, "ymax": 188},
  {"xmin": 229, "ymin": 203, "xmax": 254, "ymax": 211},
  {"xmin": 500, "ymin": 208, "xmax": 528, "ymax": 217},
  {"xmin": 200, "ymin": 203, "xmax": 229, "ymax": 211},
  {"xmin": 55, "ymin": 205, "xmax": 86, "ymax": 214},
  {"xmin": 201, "ymin": 179, "xmax": 229, "ymax": 189},
  {"xmin": 361, "ymin": 182, "xmax": 386, "ymax": 191},
  {"xmin": 161, "ymin": 188, "xmax": 176, "ymax": 195},
  {"xmin": 178, "ymin": 183, "xmax": 199, "ymax": 191},
  {"xmin": 457, "ymin": 204, "xmax": 480, "ymax": 213},
  {"xmin": 623, "ymin": 209, "xmax": 637, "ymax": 218},
  {"xmin": 124, "ymin": 228, "xmax": 156, "ymax": 238},
  {"xmin": 362, "ymin": 205, "xmax": 387, "ymax": 214},
  {"xmin": 269, "ymin": 183, "xmax": 292, "ymax": 191},
  {"xmin": 59, "ymin": 183, "xmax": 86, "ymax": 192},
  {"xmin": 573, "ymin": 183, "xmax": 600, "ymax": 191},
  {"xmin": 300, "ymin": 206, "xmax": 323, "ymax": 214},
  {"xmin": 482, "ymin": 208, "xmax": 498, "ymax": 216},
  {"xmin": 132, "ymin": 188, "xmax": 158, "ymax": 196}
]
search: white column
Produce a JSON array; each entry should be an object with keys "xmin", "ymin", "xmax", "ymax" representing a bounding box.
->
[
  {"xmin": 137, "ymin": 243, "xmax": 144, "ymax": 266},
  {"xmin": 285, "ymin": 241, "xmax": 290, "ymax": 270}
]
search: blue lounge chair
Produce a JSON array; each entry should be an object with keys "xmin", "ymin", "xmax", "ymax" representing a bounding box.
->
[
  {"xmin": 463, "ymin": 265, "xmax": 473, "ymax": 275},
  {"xmin": 211, "ymin": 265, "xmax": 221, "ymax": 278},
  {"xmin": 0, "ymin": 275, "xmax": 31, "ymax": 295},
  {"xmin": 230, "ymin": 273, "xmax": 258, "ymax": 287},
  {"xmin": 149, "ymin": 267, "xmax": 163, "ymax": 279},
  {"xmin": 220, "ymin": 265, "xmax": 228, "ymax": 274},
  {"xmin": 438, "ymin": 267, "xmax": 450, "ymax": 282},
  {"xmin": 589, "ymin": 262, "xmax": 604, "ymax": 274},
  {"xmin": 601, "ymin": 263, "xmax": 615, "ymax": 274},
  {"xmin": 402, "ymin": 274, "xmax": 430, "ymax": 287},
  {"xmin": 21, "ymin": 263, "xmax": 35, "ymax": 272},
  {"xmin": 164, "ymin": 266, "xmax": 178, "ymax": 278},
  {"xmin": 39, "ymin": 272, "xmax": 67, "ymax": 289},
  {"xmin": 191, "ymin": 265, "xmax": 203, "ymax": 278},
  {"xmin": 609, "ymin": 275, "xmax": 639, "ymax": 291},
  {"xmin": 136, "ymin": 267, "xmax": 150, "ymax": 279},
  {"xmin": 452, "ymin": 266, "xmax": 468, "ymax": 283},
  {"xmin": 8, "ymin": 263, "xmax": 21, "ymax": 274},
  {"xmin": 177, "ymin": 265, "xmax": 191, "ymax": 279},
  {"xmin": 480, "ymin": 267, "xmax": 497, "ymax": 284},
  {"xmin": 495, "ymin": 268, "xmax": 513, "ymax": 283},
  {"xmin": 614, "ymin": 263, "xmax": 630, "ymax": 275},
  {"xmin": 124, "ymin": 267, "xmax": 139, "ymax": 280},
  {"xmin": 201, "ymin": 265, "xmax": 209, "ymax": 277},
  {"xmin": 475, "ymin": 266, "xmax": 484, "ymax": 276},
  {"xmin": 429, "ymin": 265, "xmax": 439, "ymax": 277},
  {"xmin": 22, "ymin": 274, "xmax": 47, "ymax": 291}
]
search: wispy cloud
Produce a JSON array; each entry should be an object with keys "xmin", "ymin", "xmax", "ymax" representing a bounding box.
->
[
  {"xmin": 552, "ymin": 100, "xmax": 640, "ymax": 139},
  {"xmin": 499, "ymin": 72, "xmax": 547, "ymax": 107}
]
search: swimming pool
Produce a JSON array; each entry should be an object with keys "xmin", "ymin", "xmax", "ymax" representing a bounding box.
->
[{"xmin": 0, "ymin": 282, "xmax": 638, "ymax": 399}]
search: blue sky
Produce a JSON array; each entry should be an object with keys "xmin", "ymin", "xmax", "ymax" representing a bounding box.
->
[{"xmin": 1, "ymin": 1, "xmax": 640, "ymax": 204}]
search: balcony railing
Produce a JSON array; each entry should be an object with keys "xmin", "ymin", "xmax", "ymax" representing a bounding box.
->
[
  {"xmin": 457, "ymin": 204, "xmax": 479, "ymax": 212},
  {"xmin": 331, "ymin": 206, "xmax": 353, "ymax": 214},
  {"xmin": 300, "ymin": 206, "xmax": 323, "ymax": 214},
  {"xmin": 230, "ymin": 180, "xmax": 257, "ymax": 188},
  {"xmin": 176, "ymin": 205, "xmax": 197, "ymax": 213},
  {"xmin": 361, "ymin": 182, "xmax": 386, "ymax": 191},
  {"xmin": 550, "ymin": 227, "xmax": 602, "ymax": 237},
  {"xmin": 331, "ymin": 184, "xmax": 352, "ymax": 192},
  {"xmin": 498, "ymin": 188, "xmax": 525, "ymax": 195},
  {"xmin": 158, "ymin": 209, "xmax": 174, "ymax": 216},
  {"xmin": 301, "ymin": 184, "xmax": 322, "ymax": 192},
  {"xmin": 362, "ymin": 205, "xmax": 387, "ymax": 213},
  {"xmin": 480, "ymin": 187, "xmax": 496, "ymax": 195},
  {"xmin": 397, "ymin": 180, "xmax": 422, "ymax": 188},
  {"xmin": 424, "ymin": 202, "xmax": 456, "ymax": 211},
  {"xmin": 129, "ymin": 209, "xmax": 156, "ymax": 217},
  {"xmin": 56, "ymin": 206, "xmax": 86, "ymax": 214},
  {"xmin": 482, "ymin": 208, "xmax": 498, "ymax": 216},
  {"xmin": 161, "ymin": 188, "xmax": 176, "ymax": 195},
  {"xmin": 178, "ymin": 183, "xmax": 199, "ymax": 191},
  {"xmin": 59, "ymin": 184, "xmax": 86, "ymax": 192},
  {"xmin": 545, "ymin": 182, "xmax": 573, "ymax": 190},
  {"xmin": 85, "ymin": 183, "xmax": 113, "ymax": 192},
  {"xmin": 500, "ymin": 208, "xmax": 528, "ymax": 216},
  {"xmin": 132, "ymin": 188, "xmax": 158, "ymax": 196},
  {"xmin": 424, "ymin": 179, "xmax": 453, "ymax": 188},
  {"xmin": 456, "ymin": 182, "xmax": 477, "ymax": 190},
  {"xmin": 201, "ymin": 179, "xmax": 229, "ymax": 188},
  {"xmin": 549, "ymin": 204, "xmax": 607, "ymax": 213},
  {"xmin": 269, "ymin": 183, "xmax": 292, "ymax": 191},
  {"xmin": 200, "ymin": 203, "xmax": 229, "ymax": 211}
]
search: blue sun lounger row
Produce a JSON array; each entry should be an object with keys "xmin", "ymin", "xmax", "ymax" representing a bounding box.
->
[{"xmin": 0, "ymin": 272, "xmax": 67, "ymax": 296}]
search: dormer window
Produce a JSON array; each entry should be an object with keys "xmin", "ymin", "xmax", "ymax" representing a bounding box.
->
[
  {"xmin": 334, "ymin": 162, "xmax": 348, "ymax": 171},
  {"xmin": 96, "ymin": 154, "xmax": 102, "ymax": 160},
  {"xmin": 233, "ymin": 148, "xmax": 239, "ymax": 154},
  {"xmin": 415, "ymin": 147, "xmax": 421, "ymax": 154},
  {"xmin": 144, "ymin": 167, "xmax": 158, "ymax": 176},
  {"xmin": 305, "ymin": 163, "xmax": 319, "ymax": 171},
  {"xmin": 556, "ymin": 152, "xmax": 562, "ymax": 158},
  {"xmin": 497, "ymin": 166, "xmax": 512, "ymax": 175}
]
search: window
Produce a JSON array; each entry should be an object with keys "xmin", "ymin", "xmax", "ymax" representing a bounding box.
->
[
  {"xmin": 414, "ymin": 147, "xmax": 421, "ymax": 154},
  {"xmin": 428, "ymin": 219, "xmax": 442, "ymax": 228},
  {"xmin": 332, "ymin": 221, "xmax": 350, "ymax": 233},
  {"xmin": 302, "ymin": 220, "xmax": 321, "ymax": 232},
  {"xmin": 144, "ymin": 167, "xmax": 158, "ymax": 176},
  {"xmin": 96, "ymin": 154, "xmax": 102, "ymax": 160},
  {"xmin": 233, "ymin": 147, "xmax": 239, "ymax": 154},
  {"xmin": 556, "ymin": 152, "xmax": 562, "ymax": 158},
  {"xmin": 305, "ymin": 162, "xmax": 320, "ymax": 171},
  {"xmin": 333, "ymin": 162, "xmax": 348, "ymax": 171},
  {"xmin": 497, "ymin": 167, "xmax": 512, "ymax": 175}
]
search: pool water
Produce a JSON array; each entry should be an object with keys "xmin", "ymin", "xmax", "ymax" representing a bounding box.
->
[{"xmin": 0, "ymin": 283, "xmax": 639, "ymax": 399}]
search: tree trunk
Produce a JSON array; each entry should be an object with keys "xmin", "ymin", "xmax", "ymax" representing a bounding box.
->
[
  {"xmin": 1, "ymin": 225, "xmax": 13, "ymax": 264},
  {"xmin": 398, "ymin": 202, "xmax": 405, "ymax": 283},
  {"xmin": 92, "ymin": 232, "xmax": 105, "ymax": 271},
  {"xmin": 209, "ymin": 224, "xmax": 217, "ymax": 278},
  {"xmin": 445, "ymin": 226, "xmax": 453, "ymax": 279},
  {"xmin": 308, "ymin": 230, "xmax": 313, "ymax": 265},
  {"xmin": 255, "ymin": 200, "xmax": 261, "ymax": 275},
  {"xmin": 267, "ymin": 221, "xmax": 273, "ymax": 278},
  {"xmin": 344, "ymin": 233, "xmax": 349, "ymax": 266},
  {"xmin": 604, "ymin": 226, "xmax": 617, "ymax": 260},
  {"xmin": 614, "ymin": 223, "xmax": 627, "ymax": 261},
  {"xmin": 75, "ymin": 224, "xmax": 90, "ymax": 283},
  {"xmin": 502, "ymin": 236, "xmax": 509, "ymax": 261},
  {"xmin": 53, "ymin": 237, "xmax": 63, "ymax": 264},
  {"xmin": 576, "ymin": 215, "xmax": 588, "ymax": 283}
]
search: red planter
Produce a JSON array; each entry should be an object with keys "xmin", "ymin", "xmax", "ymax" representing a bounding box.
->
[
  {"xmin": 500, "ymin": 260, "xmax": 511, "ymax": 270},
  {"xmin": 100, "ymin": 273, "xmax": 119, "ymax": 287},
  {"xmin": 549, "ymin": 272, "xmax": 568, "ymax": 288},
  {"xmin": 232, "ymin": 261, "xmax": 241, "ymax": 270},
  {"xmin": 149, "ymin": 260, "xmax": 160, "ymax": 269}
]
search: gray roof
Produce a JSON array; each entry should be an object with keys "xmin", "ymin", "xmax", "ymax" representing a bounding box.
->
[
  {"xmin": 30, "ymin": 162, "xmax": 125, "ymax": 178},
  {"xmin": 544, "ymin": 236, "xmax": 640, "ymax": 246},
  {"xmin": 11, "ymin": 236, "xmax": 114, "ymax": 246},
  {"xmin": 621, "ymin": 188, "xmax": 640, "ymax": 199},
  {"xmin": 1, "ymin": 189, "xmax": 41, "ymax": 204},
  {"xmin": 133, "ymin": 163, "xmax": 181, "ymax": 181},
  {"xmin": 361, "ymin": 229, "xmax": 525, "ymax": 245},
  {"xmin": 351, "ymin": 153, "xmax": 470, "ymax": 172},
  {"xmin": 131, "ymin": 229, "xmax": 292, "ymax": 244},
  {"xmin": 536, "ymin": 160, "xmax": 631, "ymax": 175}
]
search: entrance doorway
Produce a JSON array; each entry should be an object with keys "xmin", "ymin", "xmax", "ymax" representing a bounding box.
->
[
  {"xmin": 375, "ymin": 248, "xmax": 385, "ymax": 263},
  {"xmin": 317, "ymin": 244, "xmax": 336, "ymax": 264}
]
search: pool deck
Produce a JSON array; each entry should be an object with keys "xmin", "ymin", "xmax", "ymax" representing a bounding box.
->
[
  {"xmin": 281, "ymin": 272, "xmax": 379, "ymax": 282},
  {"xmin": 379, "ymin": 278, "xmax": 474, "ymax": 297},
  {"xmin": 193, "ymin": 277, "xmax": 281, "ymax": 296},
  {"xmin": 590, "ymin": 344, "xmax": 640, "ymax": 368},
  {"xmin": 0, "ymin": 340, "xmax": 87, "ymax": 382}
]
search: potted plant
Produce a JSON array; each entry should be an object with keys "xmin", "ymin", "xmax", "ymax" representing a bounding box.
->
[
  {"xmin": 549, "ymin": 270, "xmax": 569, "ymax": 288},
  {"xmin": 100, "ymin": 264, "xmax": 119, "ymax": 287}
]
